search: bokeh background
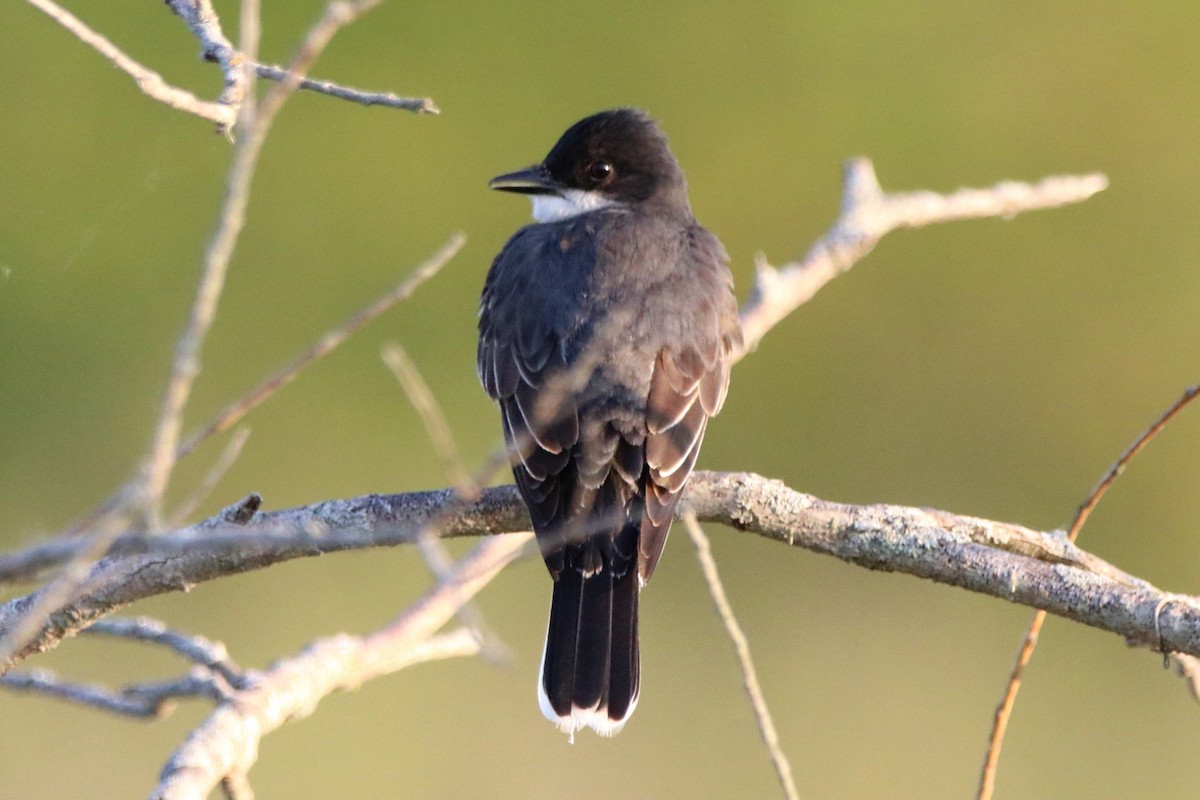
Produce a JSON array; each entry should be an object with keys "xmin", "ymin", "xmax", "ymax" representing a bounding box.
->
[{"xmin": 3, "ymin": 1, "xmax": 1199, "ymax": 797}]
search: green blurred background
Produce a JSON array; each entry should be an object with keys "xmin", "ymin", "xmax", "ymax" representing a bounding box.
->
[{"xmin": 2, "ymin": 1, "xmax": 1199, "ymax": 797}]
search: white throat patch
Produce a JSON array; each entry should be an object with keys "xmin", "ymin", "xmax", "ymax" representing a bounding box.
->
[{"xmin": 530, "ymin": 189, "xmax": 619, "ymax": 223}]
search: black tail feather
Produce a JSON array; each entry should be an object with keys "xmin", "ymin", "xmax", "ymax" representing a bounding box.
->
[
  {"xmin": 573, "ymin": 566, "xmax": 614, "ymax": 710},
  {"xmin": 606, "ymin": 562, "xmax": 639, "ymax": 721},
  {"xmin": 542, "ymin": 567, "xmax": 582, "ymax": 716},
  {"xmin": 539, "ymin": 537, "xmax": 641, "ymax": 735}
]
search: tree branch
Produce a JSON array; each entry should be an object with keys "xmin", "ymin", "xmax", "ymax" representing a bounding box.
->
[
  {"xmin": 27, "ymin": 0, "xmax": 438, "ymax": 131},
  {"xmin": 83, "ymin": 617, "xmax": 248, "ymax": 687},
  {"xmin": 149, "ymin": 535, "xmax": 526, "ymax": 800},
  {"xmin": 0, "ymin": 616, "xmax": 249, "ymax": 718},
  {"xmin": 0, "ymin": 667, "xmax": 229, "ymax": 719},
  {"xmin": 2, "ymin": 471, "xmax": 1197, "ymax": 676},
  {"xmin": 138, "ymin": 0, "xmax": 389, "ymax": 527},
  {"xmin": 977, "ymin": 380, "xmax": 1200, "ymax": 799},
  {"xmin": 737, "ymin": 160, "xmax": 1108, "ymax": 354},
  {"xmin": 252, "ymin": 61, "xmax": 438, "ymax": 113},
  {"xmin": 683, "ymin": 512, "xmax": 799, "ymax": 800},
  {"xmin": 27, "ymin": 0, "xmax": 237, "ymax": 128}
]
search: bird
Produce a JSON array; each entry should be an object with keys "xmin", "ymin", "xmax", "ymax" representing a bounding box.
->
[{"xmin": 477, "ymin": 108, "xmax": 741, "ymax": 738}]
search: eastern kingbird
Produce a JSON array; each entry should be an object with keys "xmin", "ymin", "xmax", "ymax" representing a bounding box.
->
[{"xmin": 478, "ymin": 109, "xmax": 741, "ymax": 737}]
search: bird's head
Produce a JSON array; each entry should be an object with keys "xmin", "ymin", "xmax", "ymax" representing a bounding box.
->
[{"xmin": 489, "ymin": 108, "xmax": 689, "ymax": 223}]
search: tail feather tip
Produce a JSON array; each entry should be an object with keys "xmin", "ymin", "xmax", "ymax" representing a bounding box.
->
[{"xmin": 537, "ymin": 683, "xmax": 637, "ymax": 741}]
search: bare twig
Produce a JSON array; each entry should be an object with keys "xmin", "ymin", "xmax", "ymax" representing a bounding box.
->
[
  {"xmin": 381, "ymin": 341, "xmax": 473, "ymax": 576},
  {"xmin": 977, "ymin": 382, "xmax": 1200, "ymax": 800},
  {"xmin": 150, "ymin": 534, "xmax": 528, "ymax": 799},
  {"xmin": 1067, "ymin": 384, "xmax": 1200, "ymax": 541},
  {"xmin": 136, "ymin": 125, "xmax": 249, "ymax": 523},
  {"xmin": 0, "ymin": 521, "xmax": 137, "ymax": 672},
  {"xmin": 253, "ymin": 62, "xmax": 438, "ymax": 113},
  {"xmin": 252, "ymin": 0, "xmax": 384, "ymax": 127},
  {"xmin": 683, "ymin": 512, "xmax": 799, "ymax": 800},
  {"xmin": 140, "ymin": 0, "xmax": 395, "ymax": 527},
  {"xmin": 0, "ymin": 667, "xmax": 229, "ymax": 718},
  {"xmin": 737, "ymin": 160, "xmax": 1108, "ymax": 355},
  {"xmin": 163, "ymin": 0, "xmax": 248, "ymax": 131},
  {"xmin": 381, "ymin": 342, "xmax": 511, "ymax": 663},
  {"xmin": 181, "ymin": 234, "xmax": 463, "ymax": 459},
  {"xmin": 382, "ymin": 343, "xmax": 474, "ymax": 491},
  {"xmin": 136, "ymin": 19, "xmax": 283, "ymax": 524},
  {"xmin": 30, "ymin": 0, "xmax": 436, "ymax": 131},
  {"xmin": 1, "ymin": 0, "xmax": 398, "ymax": 673},
  {"xmin": 28, "ymin": 0, "xmax": 237, "ymax": 129},
  {"xmin": 2, "ymin": 616, "xmax": 246, "ymax": 718},
  {"xmin": 169, "ymin": 427, "xmax": 252, "ymax": 527},
  {"xmin": 0, "ymin": 617, "xmax": 248, "ymax": 721},
  {"xmin": 237, "ymin": 0, "xmax": 261, "ymax": 122},
  {"xmin": 83, "ymin": 617, "xmax": 248, "ymax": 688},
  {"xmin": 43, "ymin": 233, "xmax": 461, "ymax": 550}
]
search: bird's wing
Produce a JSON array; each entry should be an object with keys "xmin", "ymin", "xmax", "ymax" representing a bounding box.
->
[
  {"xmin": 640, "ymin": 340, "xmax": 731, "ymax": 582},
  {"xmin": 637, "ymin": 224, "xmax": 742, "ymax": 583},
  {"xmin": 478, "ymin": 224, "xmax": 601, "ymax": 577}
]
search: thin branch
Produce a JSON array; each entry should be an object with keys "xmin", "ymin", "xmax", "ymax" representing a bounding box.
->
[
  {"xmin": 29, "ymin": 0, "xmax": 442, "ymax": 131},
  {"xmin": 135, "ymin": 131, "xmax": 248, "ymax": 522},
  {"xmin": 381, "ymin": 341, "xmax": 474, "ymax": 570},
  {"xmin": 27, "ymin": 0, "xmax": 237, "ymax": 129},
  {"xmin": 0, "ymin": 520, "xmax": 134, "ymax": 672},
  {"xmin": 140, "ymin": 0, "xmax": 395, "ymax": 528},
  {"xmin": 977, "ymin": 382, "xmax": 1200, "ymax": 800},
  {"xmin": 252, "ymin": 0, "xmax": 383, "ymax": 127},
  {"xmin": 150, "ymin": 535, "xmax": 527, "ymax": 799},
  {"xmin": 737, "ymin": 160, "xmax": 1108, "ymax": 355},
  {"xmin": 28, "ymin": 0, "xmax": 434, "ymax": 143},
  {"xmin": 181, "ymin": 234, "xmax": 464, "ymax": 459},
  {"xmin": 382, "ymin": 343, "xmax": 474, "ymax": 491},
  {"xmin": 135, "ymin": 39, "xmax": 273, "ymax": 524},
  {"xmin": 976, "ymin": 615, "xmax": 1041, "ymax": 800},
  {"xmin": 683, "ymin": 512, "xmax": 799, "ymax": 800},
  {"xmin": 169, "ymin": 427, "xmax": 252, "ymax": 527},
  {"xmin": 42, "ymin": 233, "xmax": 461, "ymax": 552},
  {"xmin": 237, "ymin": 0, "xmax": 261, "ymax": 122},
  {"xmin": 83, "ymin": 617, "xmax": 248, "ymax": 688},
  {"xmin": 4, "ymin": 617, "xmax": 282, "ymax": 755},
  {"xmin": 163, "ymin": 0, "xmax": 248, "ymax": 131},
  {"xmin": 0, "ymin": 667, "xmax": 228, "ymax": 718},
  {"xmin": 381, "ymin": 342, "xmax": 511, "ymax": 663},
  {"xmin": 1067, "ymin": 383, "xmax": 1200, "ymax": 540},
  {"xmin": 253, "ymin": 62, "xmax": 438, "ymax": 113}
]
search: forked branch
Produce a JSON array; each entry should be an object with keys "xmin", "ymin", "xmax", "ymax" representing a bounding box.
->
[{"xmin": 26, "ymin": 0, "xmax": 437, "ymax": 132}]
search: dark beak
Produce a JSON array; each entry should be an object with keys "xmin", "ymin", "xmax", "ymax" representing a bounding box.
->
[{"xmin": 489, "ymin": 164, "xmax": 562, "ymax": 195}]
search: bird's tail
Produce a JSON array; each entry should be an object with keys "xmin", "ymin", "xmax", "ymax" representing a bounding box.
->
[{"xmin": 537, "ymin": 532, "xmax": 640, "ymax": 739}]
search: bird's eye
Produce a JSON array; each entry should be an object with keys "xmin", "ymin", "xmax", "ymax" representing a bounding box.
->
[{"xmin": 586, "ymin": 160, "xmax": 613, "ymax": 183}]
